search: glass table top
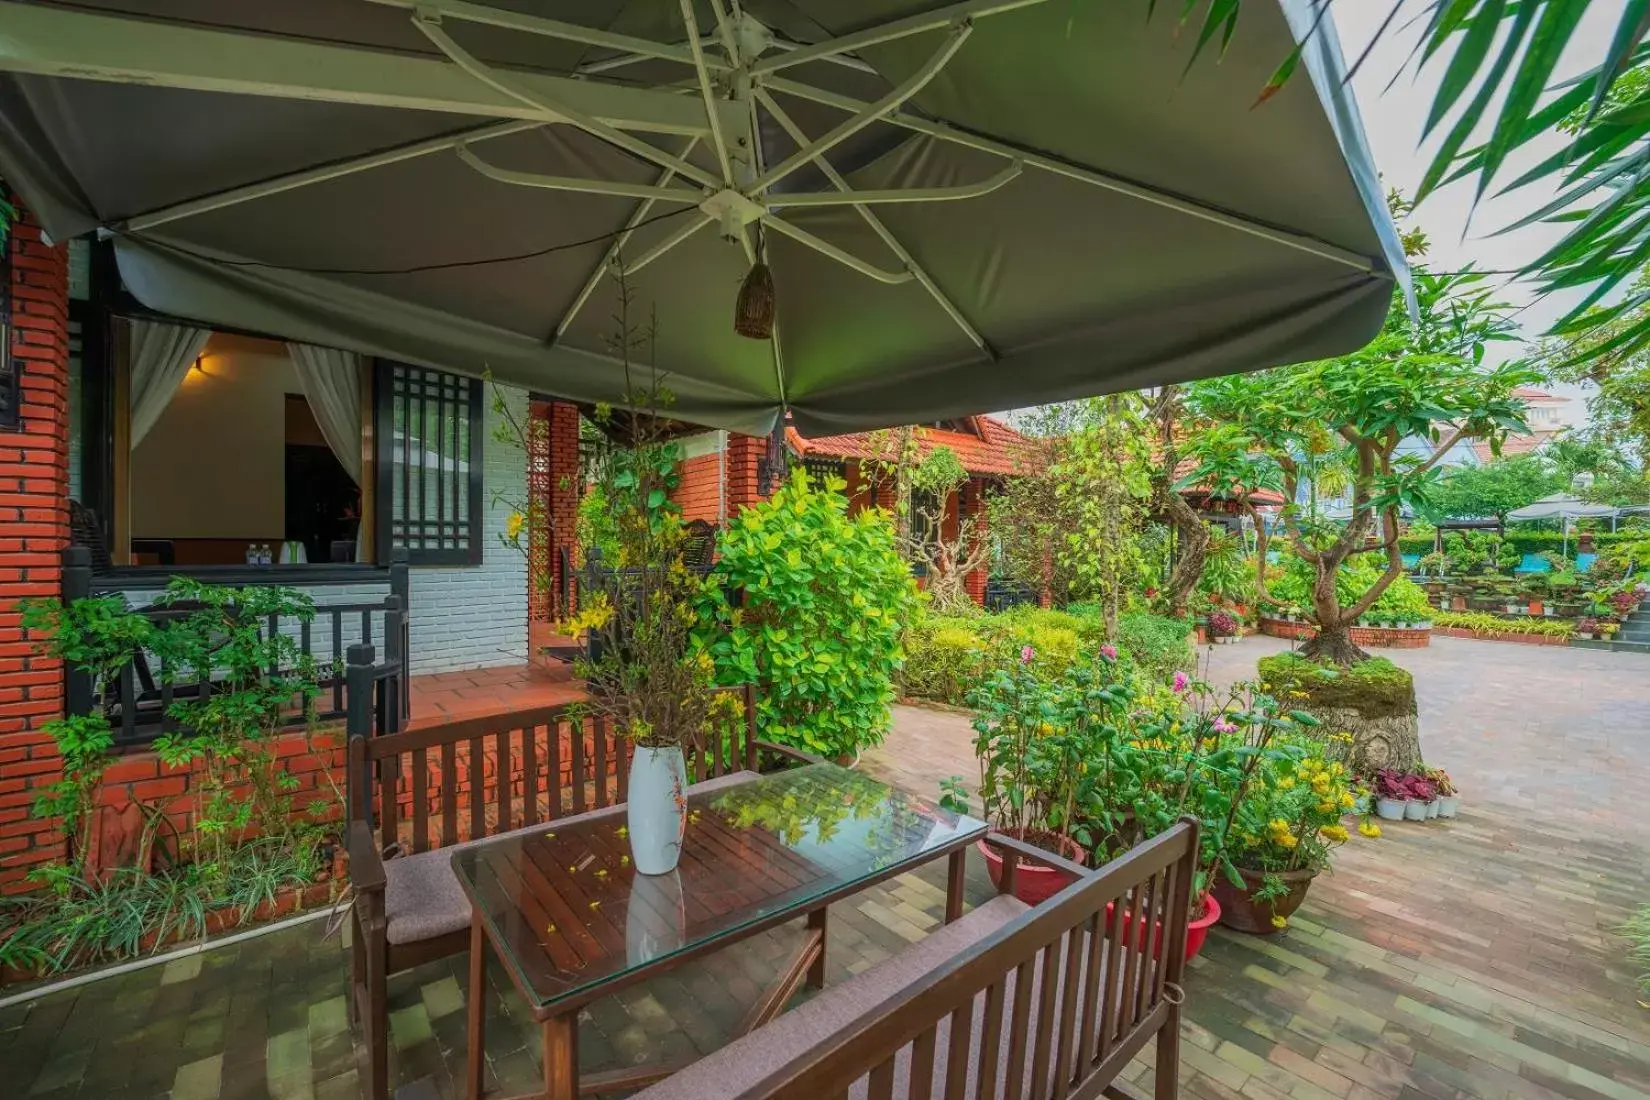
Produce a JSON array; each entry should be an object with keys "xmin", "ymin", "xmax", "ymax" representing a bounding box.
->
[{"xmin": 451, "ymin": 762, "xmax": 986, "ymax": 1011}]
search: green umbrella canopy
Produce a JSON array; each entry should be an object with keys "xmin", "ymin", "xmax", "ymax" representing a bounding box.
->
[{"xmin": 0, "ymin": 0, "xmax": 1405, "ymax": 436}]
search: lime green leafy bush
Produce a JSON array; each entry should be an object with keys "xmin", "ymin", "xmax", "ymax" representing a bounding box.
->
[
  {"xmin": 1625, "ymin": 905, "xmax": 1650, "ymax": 1003},
  {"xmin": 900, "ymin": 606, "xmax": 1193, "ymax": 705},
  {"xmin": 1432, "ymin": 611, "xmax": 1575, "ymax": 638},
  {"xmin": 699, "ymin": 470, "xmax": 917, "ymax": 760},
  {"xmin": 1265, "ymin": 556, "xmax": 1432, "ymax": 622}
]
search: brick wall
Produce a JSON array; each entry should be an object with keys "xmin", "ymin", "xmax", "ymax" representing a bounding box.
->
[
  {"xmin": 546, "ymin": 401, "xmax": 579, "ymax": 614},
  {"xmin": 964, "ymin": 479, "xmax": 988, "ymax": 605},
  {"xmin": 675, "ymin": 450, "xmax": 724, "ymax": 522},
  {"xmin": 0, "ymin": 207, "xmax": 71, "ymax": 883},
  {"xmin": 1258, "ymin": 617, "xmax": 1432, "ymax": 649},
  {"xmin": 527, "ymin": 399, "xmax": 580, "ymax": 619}
]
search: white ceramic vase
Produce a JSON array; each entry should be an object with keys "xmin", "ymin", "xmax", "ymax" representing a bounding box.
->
[
  {"xmin": 1403, "ymin": 799, "xmax": 1429, "ymax": 821},
  {"xmin": 626, "ymin": 869, "xmax": 686, "ymax": 965},
  {"xmin": 1426, "ymin": 799, "xmax": 1441, "ymax": 819},
  {"xmin": 627, "ymin": 746, "xmax": 688, "ymax": 876},
  {"xmin": 1375, "ymin": 797, "xmax": 1406, "ymax": 821}
]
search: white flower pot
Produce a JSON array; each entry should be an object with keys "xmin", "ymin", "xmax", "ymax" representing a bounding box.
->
[
  {"xmin": 626, "ymin": 869, "xmax": 685, "ymax": 964},
  {"xmin": 1376, "ymin": 797, "xmax": 1407, "ymax": 821},
  {"xmin": 1403, "ymin": 799, "xmax": 1429, "ymax": 821},
  {"xmin": 1436, "ymin": 796, "xmax": 1460, "ymax": 819},
  {"xmin": 1425, "ymin": 799, "xmax": 1440, "ymax": 819},
  {"xmin": 627, "ymin": 746, "xmax": 688, "ymax": 875}
]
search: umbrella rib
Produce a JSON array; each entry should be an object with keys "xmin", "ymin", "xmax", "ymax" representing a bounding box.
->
[
  {"xmin": 677, "ymin": 0, "xmax": 733, "ymax": 185},
  {"xmin": 761, "ymin": 76, "xmax": 1383, "ymax": 276},
  {"xmin": 552, "ymin": 137, "xmax": 702, "ymax": 344},
  {"xmin": 412, "ymin": 11, "xmax": 724, "ymax": 192},
  {"xmin": 364, "ymin": 0, "xmax": 728, "ymax": 73},
  {"xmin": 755, "ymin": 87, "xmax": 993, "ymax": 357},
  {"xmin": 762, "ymin": 161, "xmax": 1021, "ymax": 206},
  {"xmin": 749, "ymin": 23, "xmax": 971, "ymax": 195},
  {"xmin": 761, "ymin": 216, "xmax": 913, "ymax": 284},
  {"xmin": 750, "ymin": 0, "xmax": 1051, "ymax": 76},
  {"xmin": 121, "ymin": 120, "xmax": 540, "ymax": 232},
  {"xmin": 629, "ymin": 214, "xmax": 714, "ymax": 272},
  {"xmin": 456, "ymin": 145, "xmax": 706, "ymax": 203}
]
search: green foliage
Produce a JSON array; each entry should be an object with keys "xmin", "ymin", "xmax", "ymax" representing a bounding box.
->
[
  {"xmin": 1421, "ymin": 456, "xmax": 1564, "ymax": 522},
  {"xmin": 1197, "ymin": 528, "xmax": 1251, "ymax": 604},
  {"xmin": 899, "ymin": 606, "xmax": 1193, "ymax": 705},
  {"xmin": 1257, "ymin": 653, "xmax": 1418, "ymax": 720},
  {"xmin": 699, "ymin": 470, "xmax": 917, "ymax": 760},
  {"xmin": 1624, "ymin": 904, "xmax": 1650, "ymax": 1002},
  {"xmin": 1265, "ymin": 556, "xmax": 1433, "ymax": 623},
  {"xmin": 0, "ymin": 841, "xmax": 321, "ymax": 975},
  {"xmin": 1432, "ymin": 611, "xmax": 1577, "ymax": 638},
  {"xmin": 1054, "ymin": 396, "xmax": 1153, "ymax": 631}
]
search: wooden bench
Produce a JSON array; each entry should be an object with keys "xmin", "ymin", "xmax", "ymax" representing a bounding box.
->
[
  {"xmin": 629, "ymin": 820, "xmax": 1201, "ymax": 1100},
  {"xmin": 345, "ymin": 685, "xmax": 810, "ymax": 1100}
]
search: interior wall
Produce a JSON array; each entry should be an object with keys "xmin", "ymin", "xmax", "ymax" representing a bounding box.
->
[{"xmin": 130, "ymin": 333, "xmax": 297, "ymax": 540}]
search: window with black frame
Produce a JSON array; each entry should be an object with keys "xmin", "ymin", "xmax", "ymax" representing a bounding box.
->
[{"xmin": 374, "ymin": 361, "xmax": 484, "ymax": 566}]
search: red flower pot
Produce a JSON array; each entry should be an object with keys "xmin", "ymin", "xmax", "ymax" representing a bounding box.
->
[
  {"xmin": 1103, "ymin": 892, "xmax": 1222, "ymax": 961},
  {"xmin": 979, "ymin": 830, "xmax": 1085, "ymax": 905}
]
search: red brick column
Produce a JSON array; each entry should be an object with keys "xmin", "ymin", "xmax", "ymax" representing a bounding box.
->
[
  {"xmin": 0, "ymin": 205, "xmax": 71, "ymax": 886},
  {"xmin": 964, "ymin": 479, "xmax": 989, "ymax": 607},
  {"xmin": 724, "ymin": 433, "xmax": 767, "ymax": 515},
  {"xmin": 547, "ymin": 401, "xmax": 580, "ymax": 615}
]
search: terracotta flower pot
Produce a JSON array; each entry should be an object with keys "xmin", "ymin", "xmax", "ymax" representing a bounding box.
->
[
  {"xmin": 1103, "ymin": 892, "xmax": 1222, "ymax": 961},
  {"xmin": 979, "ymin": 829, "xmax": 1085, "ymax": 905},
  {"xmin": 1210, "ymin": 866, "xmax": 1317, "ymax": 935}
]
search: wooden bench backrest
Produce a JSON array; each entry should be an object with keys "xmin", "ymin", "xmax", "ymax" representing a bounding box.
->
[
  {"xmin": 348, "ymin": 684, "xmax": 757, "ymax": 853},
  {"xmin": 746, "ymin": 820, "xmax": 1200, "ymax": 1100}
]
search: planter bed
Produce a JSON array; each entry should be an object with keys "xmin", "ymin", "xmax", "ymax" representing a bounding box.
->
[
  {"xmin": 1432, "ymin": 627, "xmax": 1575, "ymax": 647},
  {"xmin": 0, "ymin": 877, "xmax": 342, "ymax": 989},
  {"xmin": 1258, "ymin": 617, "xmax": 1430, "ymax": 649}
]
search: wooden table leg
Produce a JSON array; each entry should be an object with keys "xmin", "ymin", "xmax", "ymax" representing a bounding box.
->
[
  {"xmin": 468, "ymin": 913, "xmax": 487, "ymax": 1100},
  {"xmin": 806, "ymin": 907, "xmax": 827, "ymax": 990},
  {"xmin": 945, "ymin": 848, "xmax": 967, "ymax": 923},
  {"xmin": 543, "ymin": 1012, "xmax": 579, "ymax": 1100}
]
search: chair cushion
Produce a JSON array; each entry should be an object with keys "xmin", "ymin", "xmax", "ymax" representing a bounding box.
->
[
  {"xmin": 382, "ymin": 770, "xmax": 758, "ymax": 947},
  {"xmin": 630, "ymin": 893, "xmax": 1032, "ymax": 1100}
]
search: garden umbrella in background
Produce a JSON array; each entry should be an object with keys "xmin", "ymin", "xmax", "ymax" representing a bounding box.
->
[{"xmin": 0, "ymin": 0, "xmax": 1405, "ymax": 436}]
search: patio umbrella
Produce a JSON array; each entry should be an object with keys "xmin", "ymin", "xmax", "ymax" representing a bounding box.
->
[
  {"xmin": 0, "ymin": 0, "xmax": 1405, "ymax": 436},
  {"xmin": 1505, "ymin": 494, "xmax": 1621, "ymax": 522}
]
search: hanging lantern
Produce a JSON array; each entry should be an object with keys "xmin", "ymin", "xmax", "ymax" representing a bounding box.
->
[{"xmin": 734, "ymin": 261, "xmax": 774, "ymax": 340}]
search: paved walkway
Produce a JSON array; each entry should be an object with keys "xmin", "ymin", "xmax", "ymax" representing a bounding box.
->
[
  {"xmin": 866, "ymin": 635, "xmax": 1650, "ymax": 1099},
  {"xmin": 2, "ymin": 637, "xmax": 1645, "ymax": 1099}
]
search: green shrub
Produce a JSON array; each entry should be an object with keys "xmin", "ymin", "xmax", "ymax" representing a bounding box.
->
[
  {"xmin": 1264, "ymin": 555, "xmax": 1433, "ymax": 621},
  {"xmin": 899, "ymin": 615, "xmax": 990, "ymax": 706},
  {"xmin": 1432, "ymin": 610, "xmax": 1575, "ymax": 638},
  {"xmin": 1114, "ymin": 612, "xmax": 1196, "ymax": 679},
  {"xmin": 699, "ymin": 470, "xmax": 917, "ymax": 760}
]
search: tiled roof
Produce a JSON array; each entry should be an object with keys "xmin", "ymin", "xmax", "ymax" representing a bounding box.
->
[
  {"xmin": 786, "ymin": 415, "xmax": 1036, "ymax": 477},
  {"xmin": 1169, "ymin": 456, "xmax": 1285, "ymax": 507},
  {"xmin": 1470, "ymin": 430, "xmax": 1560, "ymax": 465},
  {"xmin": 1512, "ymin": 387, "xmax": 1566, "ymax": 402}
]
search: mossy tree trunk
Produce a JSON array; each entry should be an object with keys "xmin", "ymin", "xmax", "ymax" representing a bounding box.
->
[{"xmin": 1259, "ymin": 654, "xmax": 1423, "ymax": 776}]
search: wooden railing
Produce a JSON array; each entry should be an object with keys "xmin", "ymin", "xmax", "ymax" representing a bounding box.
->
[{"xmin": 61, "ymin": 546, "xmax": 410, "ymax": 748}]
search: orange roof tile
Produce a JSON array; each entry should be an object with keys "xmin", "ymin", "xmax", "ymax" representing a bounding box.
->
[{"xmin": 787, "ymin": 415, "xmax": 1036, "ymax": 477}]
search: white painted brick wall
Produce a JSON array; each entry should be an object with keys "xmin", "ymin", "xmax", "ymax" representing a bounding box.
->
[
  {"xmin": 405, "ymin": 384, "xmax": 528, "ymax": 674},
  {"xmin": 117, "ymin": 386, "xmax": 530, "ymax": 677}
]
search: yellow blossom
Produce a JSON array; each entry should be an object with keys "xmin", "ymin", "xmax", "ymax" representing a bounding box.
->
[
  {"xmin": 1277, "ymin": 777, "xmax": 1296, "ymax": 790},
  {"xmin": 1277, "ymin": 833, "xmax": 1298, "ymax": 849},
  {"xmin": 1271, "ymin": 915, "xmax": 1288, "ymax": 930},
  {"xmin": 505, "ymin": 510, "xmax": 526, "ymax": 542},
  {"xmin": 1340, "ymin": 792, "xmax": 1356, "ymax": 809},
  {"xmin": 1358, "ymin": 821, "xmax": 1382, "ymax": 838},
  {"xmin": 1319, "ymin": 824, "xmax": 1349, "ymax": 843}
]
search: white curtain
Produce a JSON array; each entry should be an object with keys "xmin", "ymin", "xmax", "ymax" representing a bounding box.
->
[
  {"xmin": 287, "ymin": 343, "xmax": 367, "ymax": 562},
  {"xmin": 128, "ymin": 320, "xmax": 210, "ymax": 447}
]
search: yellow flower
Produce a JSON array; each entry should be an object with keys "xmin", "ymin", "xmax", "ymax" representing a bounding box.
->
[
  {"xmin": 1319, "ymin": 824, "xmax": 1349, "ymax": 843},
  {"xmin": 1271, "ymin": 915, "xmax": 1289, "ymax": 930},
  {"xmin": 1358, "ymin": 821, "xmax": 1382, "ymax": 838},
  {"xmin": 1340, "ymin": 791, "xmax": 1356, "ymax": 809},
  {"xmin": 505, "ymin": 510, "xmax": 526, "ymax": 541},
  {"xmin": 1316, "ymin": 800, "xmax": 1335, "ymax": 814},
  {"xmin": 1277, "ymin": 833, "xmax": 1299, "ymax": 849},
  {"xmin": 1277, "ymin": 777, "xmax": 1296, "ymax": 790}
]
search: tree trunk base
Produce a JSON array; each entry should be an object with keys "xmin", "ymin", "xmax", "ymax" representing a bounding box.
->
[{"xmin": 1297, "ymin": 628, "xmax": 1369, "ymax": 666}]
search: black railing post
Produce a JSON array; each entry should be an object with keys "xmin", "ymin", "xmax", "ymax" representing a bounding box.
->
[
  {"xmin": 388, "ymin": 549, "xmax": 411, "ymax": 723},
  {"xmin": 381, "ymin": 594, "xmax": 408, "ymax": 730},
  {"xmin": 345, "ymin": 643, "xmax": 375, "ymax": 826},
  {"xmin": 61, "ymin": 547, "xmax": 95, "ymax": 718}
]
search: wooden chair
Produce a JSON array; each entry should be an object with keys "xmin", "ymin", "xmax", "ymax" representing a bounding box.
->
[
  {"xmin": 345, "ymin": 685, "xmax": 811, "ymax": 1100},
  {"xmin": 630, "ymin": 819, "xmax": 1201, "ymax": 1100}
]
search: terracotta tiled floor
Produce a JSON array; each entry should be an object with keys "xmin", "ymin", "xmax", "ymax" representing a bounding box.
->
[
  {"xmin": 3, "ymin": 637, "xmax": 1647, "ymax": 1099},
  {"xmin": 406, "ymin": 662, "xmax": 584, "ymax": 726}
]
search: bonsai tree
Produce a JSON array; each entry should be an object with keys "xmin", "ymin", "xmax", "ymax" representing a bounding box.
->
[{"xmin": 1183, "ymin": 268, "xmax": 1534, "ymax": 666}]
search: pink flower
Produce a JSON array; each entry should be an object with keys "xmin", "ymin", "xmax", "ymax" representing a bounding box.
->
[
  {"xmin": 1172, "ymin": 670, "xmax": 1190, "ymax": 694},
  {"xmin": 1212, "ymin": 717, "xmax": 1237, "ymax": 734},
  {"xmin": 1020, "ymin": 645, "xmax": 1035, "ymax": 664},
  {"xmin": 1100, "ymin": 643, "xmax": 1118, "ymax": 661}
]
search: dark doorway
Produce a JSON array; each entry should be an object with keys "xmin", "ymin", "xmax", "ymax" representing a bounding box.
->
[{"xmin": 284, "ymin": 394, "xmax": 359, "ymax": 562}]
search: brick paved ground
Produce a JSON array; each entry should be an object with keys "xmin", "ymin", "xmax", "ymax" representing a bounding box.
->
[{"xmin": 2, "ymin": 636, "xmax": 1646, "ymax": 1098}]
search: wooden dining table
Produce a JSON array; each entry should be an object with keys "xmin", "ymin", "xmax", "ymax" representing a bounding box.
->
[{"xmin": 450, "ymin": 761, "xmax": 987, "ymax": 1099}]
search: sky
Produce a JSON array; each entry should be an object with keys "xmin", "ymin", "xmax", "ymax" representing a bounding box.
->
[{"xmin": 1333, "ymin": 1, "xmax": 1628, "ymax": 428}]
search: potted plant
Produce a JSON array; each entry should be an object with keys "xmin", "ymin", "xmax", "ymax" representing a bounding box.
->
[
  {"xmin": 1577, "ymin": 616, "xmax": 1599, "ymax": 641},
  {"xmin": 1430, "ymin": 768, "xmax": 1460, "ymax": 818},
  {"xmin": 1208, "ymin": 609, "xmax": 1239, "ymax": 645},
  {"xmin": 1402, "ymin": 773, "xmax": 1438, "ymax": 821},
  {"xmin": 1373, "ymin": 770, "xmax": 1409, "ymax": 821},
  {"xmin": 1210, "ymin": 734, "xmax": 1355, "ymax": 935},
  {"xmin": 966, "ymin": 649, "xmax": 1091, "ymax": 904}
]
